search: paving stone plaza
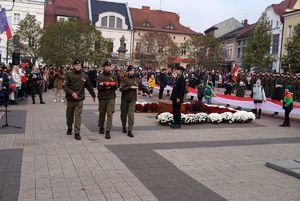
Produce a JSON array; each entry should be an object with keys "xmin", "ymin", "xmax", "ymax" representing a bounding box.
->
[{"xmin": 0, "ymin": 91, "xmax": 299, "ymax": 201}]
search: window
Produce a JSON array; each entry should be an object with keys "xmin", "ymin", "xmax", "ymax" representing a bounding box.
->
[
  {"xmin": 237, "ymin": 47, "xmax": 241, "ymax": 58},
  {"xmin": 13, "ymin": 13, "xmax": 20, "ymax": 25},
  {"xmin": 142, "ymin": 21, "xmax": 150, "ymax": 27},
  {"xmin": 136, "ymin": 42, "xmax": 141, "ymax": 52},
  {"xmin": 288, "ymin": 25, "xmax": 293, "ymax": 38},
  {"xmin": 166, "ymin": 24, "xmax": 175, "ymax": 29},
  {"xmin": 28, "ymin": 37, "xmax": 34, "ymax": 47},
  {"xmin": 101, "ymin": 16, "xmax": 108, "ymax": 27},
  {"xmin": 147, "ymin": 44, "xmax": 152, "ymax": 53},
  {"xmin": 272, "ymin": 34, "xmax": 279, "ymax": 55},
  {"xmin": 109, "ymin": 16, "xmax": 115, "ymax": 28},
  {"xmin": 276, "ymin": 21, "xmax": 279, "ymax": 28},
  {"xmin": 271, "ymin": 20, "xmax": 273, "ymax": 28},
  {"xmin": 181, "ymin": 46, "xmax": 187, "ymax": 55},
  {"xmin": 158, "ymin": 45, "xmax": 164, "ymax": 54},
  {"xmin": 116, "ymin": 17, "xmax": 122, "ymax": 29}
]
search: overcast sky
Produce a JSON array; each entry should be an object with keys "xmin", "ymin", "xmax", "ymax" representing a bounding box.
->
[{"xmin": 107, "ymin": 0, "xmax": 280, "ymax": 32}]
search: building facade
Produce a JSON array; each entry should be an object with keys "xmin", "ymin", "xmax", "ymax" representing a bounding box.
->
[
  {"xmin": 0, "ymin": 0, "xmax": 44, "ymax": 64},
  {"xmin": 264, "ymin": 0, "xmax": 297, "ymax": 72},
  {"xmin": 129, "ymin": 6, "xmax": 198, "ymax": 68},
  {"xmin": 89, "ymin": 0, "xmax": 132, "ymax": 63},
  {"xmin": 44, "ymin": 0, "xmax": 89, "ymax": 28}
]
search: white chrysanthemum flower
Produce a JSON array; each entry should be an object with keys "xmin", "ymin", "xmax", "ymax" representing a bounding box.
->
[
  {"xmin": 221, "ymin": 112, "xmax": 234, "ymax": 123},
  {"xmin": 195, "ymin": 113, "xmax": 208, "ymax": 123},
  {"xmin": 207, "ymin": 113, "xmax": 223, "ymax": 123}
]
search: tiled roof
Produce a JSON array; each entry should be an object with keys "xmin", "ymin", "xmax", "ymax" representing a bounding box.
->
[
  {"xmin": 44, "ymin": 0, "xmax": 89, "ymax": 27},
  {"xmin": 236, "ymin": 24, "xmax": 256, "ymax": 39},
  {"xmin": 272, "ymin": 0, "xmax": 297, "ymax": 21},
  {"xmin": 129, "ymin": 6, "xmax": 198, "ymax": 35},
  {"xmin": 90, "ymin": 0, "xmax": 131, "ymax": 28}
]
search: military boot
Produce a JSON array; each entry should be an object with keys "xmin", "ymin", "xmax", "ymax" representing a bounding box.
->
[
  {"xmin": 74, "ymin": 133, "xmax": 81, "ymax": 140},
  {"xmin": 67, "ymin": 128, "xmax": 72, "ymax": 135},
  {"xmin": 127, "ymin": 131, "xmax": 134, "ymax": 138},
  {"xmin": 105, "ymin": 131, "xmax": 111, "ymax": 139},
  {"xmin": 257, "ymin": 109, "xmax": 262, "ymax": 119},
  {"xmin": 99, "ymin": 127, "xmax": 104, "ymax": 134},
  {"xmin": 122, "ymin": 127, "xmax": 127, "ymax": 134}
]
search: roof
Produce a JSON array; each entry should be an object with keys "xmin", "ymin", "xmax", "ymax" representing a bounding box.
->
[
  {"xmin": 272, "ymin": 0, "xmax": 297, "ymax": 21},
  {"xmin": 44, "ymin": 0, "xmax": 89, "ymax": 27},
  {"xmin": 236, "ymin": 24, "xmax": 256, "ymax": 39},
  {"xmin": 218, "ymin": 27, "xmax": 244, "ymax": 41},
  {"xmin": 204, "ymin": 17, "xmax": 241, "ymax": 34},
  {"xmin": 129, "ymin": 6, "xmax": 198, "ymax": 35},
  {"xmin": 90, "ymin": 0, "xmax": 131, "ymax": 29}
]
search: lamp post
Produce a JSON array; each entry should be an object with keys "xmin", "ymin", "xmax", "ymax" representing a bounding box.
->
[{"xmin": 0, "ymin": 0, "xmax": 15, "ymax": 12}]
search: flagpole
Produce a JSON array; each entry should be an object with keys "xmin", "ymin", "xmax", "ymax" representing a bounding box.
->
[{"xmin": 6, "ymin": 38, "xmax": 9, "ymax": 64}]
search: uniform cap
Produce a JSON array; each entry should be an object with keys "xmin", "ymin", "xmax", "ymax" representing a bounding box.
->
[
  {"xmin": 102, "ymin": 60, "xmax": 112, "ymax": 67},
  {"xmin": 73, "ymin": 59, "xmax": 81, "ymax": 65},
  {"xmin": 127, "ymin": 65, "xmax": 135, "ymax": 72}
]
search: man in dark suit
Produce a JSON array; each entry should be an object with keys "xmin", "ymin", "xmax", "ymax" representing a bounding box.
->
[
  {"xmin": 170, "ymin": 66, "xmax": 185, "ymax": 129},
  {"xmin": 159, "ymin": 69, "xmax": 167, "ymax": 99}
]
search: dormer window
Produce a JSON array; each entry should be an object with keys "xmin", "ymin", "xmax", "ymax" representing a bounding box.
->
[
  {"xmin": 143, "ymin": 21, "xmax": 151, "ymax": 27},
  {"xmin": 166, "ymin": 24, "xmax": 175, "ymax": 30}
]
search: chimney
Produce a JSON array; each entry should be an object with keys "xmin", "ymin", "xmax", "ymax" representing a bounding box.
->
[
  {"xmin": 243, "ymin": 19, "xmax": 248, "ymax": 27},
  {"xmin": 142, "ymin": 6, "xmax": 150, "ymax": 11}
]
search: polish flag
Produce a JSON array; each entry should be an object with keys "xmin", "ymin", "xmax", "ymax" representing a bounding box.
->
[{"xmin": 232, "ymin": 64, "xmax": 239, "ymax": 82}]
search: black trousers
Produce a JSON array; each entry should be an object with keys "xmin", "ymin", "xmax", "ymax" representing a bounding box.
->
[
  {"xmin": 172, "ymin": 101, "xmax": 181, "ymax": 125},
  {"xmin": 159, "ymin": 86, "xmax": 165, "ymax": 99},
  {"xmin": 283, "ymin": 109, "xmax": 291, "ymax": 126}
]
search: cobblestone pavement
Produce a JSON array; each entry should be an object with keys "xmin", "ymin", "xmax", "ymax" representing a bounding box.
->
[{"xmin": 0, "ymin": 90, "xmax": 299, "ymax": 201}]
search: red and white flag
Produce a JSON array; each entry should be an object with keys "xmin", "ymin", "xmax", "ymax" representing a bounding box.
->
[{"xmin": 232, "ymin": 64, "xmax": 239, "ymax": 82}]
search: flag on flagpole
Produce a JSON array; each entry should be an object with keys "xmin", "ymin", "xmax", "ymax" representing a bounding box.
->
[
  {"xmin": 232, "ymin": 64, "xmax": 239, "ymax": 82},
  {"xmin": 0, "ymin": 9, "xmax": 13, "ymax": 40}
]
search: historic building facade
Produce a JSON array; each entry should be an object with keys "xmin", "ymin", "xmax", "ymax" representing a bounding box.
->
[
  {"xmin": 0, "ymin": 0, "xmax": 44, "ymax": 64},
  {"xmin": 89, "ymin": 0, "xmax": 132, "ymax": 63},
  {"xmin": 129, "ymin": 6, "xmax": 198, "ymax": 68}
]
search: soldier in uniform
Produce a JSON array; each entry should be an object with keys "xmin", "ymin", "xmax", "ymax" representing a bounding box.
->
[
  {"xmin": 63, "ymin": 60, "xmax": 96, "ymax": 140},
  {"xmin": 120, "ymin": 65, "xmax": 150, "ymax": 137},
  {"xmin": 97, "ymin": 61, "xmax": 118, "ymax": 139}
]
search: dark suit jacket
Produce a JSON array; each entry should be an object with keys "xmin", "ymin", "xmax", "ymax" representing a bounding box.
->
[{"xmin": 170, "ymin": 74, "xmax": 185, "ymax": 103}]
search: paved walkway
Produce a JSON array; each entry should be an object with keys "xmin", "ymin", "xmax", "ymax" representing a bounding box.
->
[{"xmin": 0, "ymin": 90, "xmax": 299, "ymax": 201}]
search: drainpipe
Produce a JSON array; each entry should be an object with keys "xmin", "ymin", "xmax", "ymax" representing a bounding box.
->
[
  {"xmin": 88, "ymin": 0, "xmax": 92, "ymax": 22},
  {"xmin": 279, "ymin": 22, "xmax": 285, "ymax": 73}
]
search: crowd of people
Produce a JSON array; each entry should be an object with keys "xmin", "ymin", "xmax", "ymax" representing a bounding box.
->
[{"xmin": 0, "ymin": 62, "xmax": 298, "ymax": 134}]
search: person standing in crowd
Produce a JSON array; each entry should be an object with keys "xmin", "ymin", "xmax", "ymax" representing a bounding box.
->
[
  {"xmin": 30, "ymin": 66, "xmax": 45, "ymax": 104},
  {"xmin": 188, "ymin": 73, "xmax": 199, "ymax": 101},
  {"xmin": 12, "ymin": 66, "xmax": 21, "ymax": 104},
  {"xmin": 236, "ymin": 81, "xmax": 246, "ymax": 97},
  {"xmin": 196, "ymin": 81, "xmax": 205, "ymax": 102},
  {"xmin": 88, "ymin": 67, "xmax": 97, "ymax": 88},
  {"xmin": 204, "ymin": 82, "xmax": 216, "ymax": 104},
  {"xmin": 97, "ymin": 61, "xmax": 118, "ymax": 139},
  {"xmin": 158, "ymin": 68, "xmax": 167, "ymax": 100},
  {"xmin": 147, "ymin": 73, "xmax": 156, "ymax": 98},
  {"xmin": 63, "ymin": 60, "xmax": 96, "ymax": 140},
  {"xmin": 54, "ymin": 69, "xmax": 65, "ymax": 103},
  {"xmin": 170, "ymin": 66, "xmax": 185, "ymax": 129},
  {"xmin": 120, "ymin": 65, "xmax": 150, "ymax": 137},
  {"xmin": 251, "ymin": 79, "xmax": 266, "ymax": 119},
  {"xmin": 280, "ymin": 85, "xmax": 293, "ymax": 127}
]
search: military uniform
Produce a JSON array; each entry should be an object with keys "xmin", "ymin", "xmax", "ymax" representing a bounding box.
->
[
  {"xmin": 120, "ymin": 66, "xmax": 149, "ymax": 137},
  {"xmin": 63, "ymin": 65, "xmax": 96, "ymax": 140},
  {"xmin": 97, "ymin": 70, "xmax": 118, "ymax": 139}
]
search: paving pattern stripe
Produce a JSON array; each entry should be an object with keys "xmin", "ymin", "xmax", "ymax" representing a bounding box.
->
[{"xmin": 107, "ymin": 137, "xmax": 300, "ymax": 201}]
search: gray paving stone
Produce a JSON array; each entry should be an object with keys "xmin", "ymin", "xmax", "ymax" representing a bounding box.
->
[
  {"xmin": 0, "ymin": 110, "xmax": 26, "ymax": 134},
  {"xmin": 0, "ymin": 149, "xmax": 23, "ymax": 201}
]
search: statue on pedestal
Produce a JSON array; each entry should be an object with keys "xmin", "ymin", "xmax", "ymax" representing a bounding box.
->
[{"xmin": 117, "ymin": 35, "xmax": 127, "ymax": 62}]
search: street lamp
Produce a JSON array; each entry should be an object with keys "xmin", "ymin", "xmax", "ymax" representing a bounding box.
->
[{"xmin": 0, "ymin": 0, "xmax": 15, "ymax": 12}]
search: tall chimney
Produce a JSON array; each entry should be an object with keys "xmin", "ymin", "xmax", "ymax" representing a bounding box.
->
[
  {"xmin": 142, "ymin": 6, "xmax": 150, "ymax": 11},
  {"xmin": 243, "ymin": 19, "xmax": 248, "ymax": 27}
]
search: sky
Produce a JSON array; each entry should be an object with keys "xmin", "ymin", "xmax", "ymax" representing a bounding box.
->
[{"xmin": 107, "ymin": 0, "xmax": 281, "ymax": 32}]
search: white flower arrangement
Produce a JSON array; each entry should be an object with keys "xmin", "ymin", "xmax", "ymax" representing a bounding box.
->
[
  {"xmin": 136, "ymin": 102, "xmax": 149, "ymax": 106},
  {"xmin": 221, "ymin": 112, "xmax": 234, "ymax": 123},
  {"xmin": 157, "ymin": 112, "xmax": 174, "ymax": 125},
  {"xmin": 207, "ymin": 113, "xmax": 223, "ymax": 123},
  {"xmin": 182, "ymin": 114, "xmax": 198, "ymax": 124},
  {"xmin": 195, "ymin": 113, "xmax": 208, "ymax": 123},
  {"xmin": 233, "ymin": 111, "xmax": 255, "ymax": 123},
  {"xmin": 157, "ymin": 109, "xmax": 255, "ymax": 125}
]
